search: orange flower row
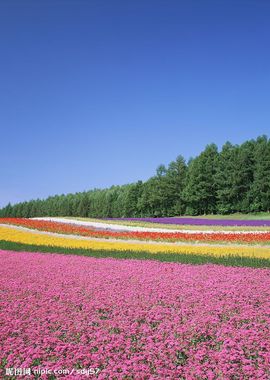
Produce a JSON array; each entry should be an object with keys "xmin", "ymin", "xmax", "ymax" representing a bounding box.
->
[{"xmin": 1, "ymin": 218, "xmax": 270, "ymax": 244}]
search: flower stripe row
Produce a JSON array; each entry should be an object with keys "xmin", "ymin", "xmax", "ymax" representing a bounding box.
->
[
  {"xmin": 107, "ymin": 217, "xmax": 270, "ymax": 227},
  {"xmin": 1, "ymin": 218, "xmax": 270, "ymax": 244},
  {"xmin": 1, "ymin": 226, "xmax": 270, "ymax": 259}
]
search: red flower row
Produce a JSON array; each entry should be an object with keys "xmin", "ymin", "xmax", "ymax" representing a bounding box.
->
[{"xmin": 1, "ymin": 218, "xmax": 270, "ymax": 244}]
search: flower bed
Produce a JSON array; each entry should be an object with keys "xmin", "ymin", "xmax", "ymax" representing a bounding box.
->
[
  {"xmin": 1, "ymin": 218, "xmax": 270, "ymax": 244},
  {"xmin": 108, "ymin": 217, "xmax": 270, "ymax": 227},
  {"xmin": 0, "ymin": 225, "xmax": 270, "ymax": 259},
  {"xmin": 1, "ymin": 250, "xmax": 270, "ymax": 379}
]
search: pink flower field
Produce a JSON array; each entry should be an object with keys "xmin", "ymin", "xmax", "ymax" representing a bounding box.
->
[{"xmin": 1, "ymin": 250, "xmax": 270, "ymax": 379}]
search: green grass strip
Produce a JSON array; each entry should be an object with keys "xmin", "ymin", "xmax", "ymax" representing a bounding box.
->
[{"xmin": 1, "ymin": 240, "xmax": 270, "ymax": 268}]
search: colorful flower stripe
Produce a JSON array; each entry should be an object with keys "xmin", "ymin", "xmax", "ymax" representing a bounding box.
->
[
  {"xmin": 108, "ymin": 217, "xmax": 270, "ymax": 227},
  {"xmin": 2, "ymin": 250, "xmax": 270, "ymax": 379},
  {"xmin": 1, "ymin": 218, "xmax": 270, "ymax": 244},
  {"xmin": 66, "ymin": 217, "xmax": 270, "ymax": 231},
  {"xmin": 1, "ymin": 226, "xmax": 270, "ymax": 259}
]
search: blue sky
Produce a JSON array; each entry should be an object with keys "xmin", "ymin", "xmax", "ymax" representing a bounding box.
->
[{"xmin": 0, "ymin": 0, "xmax": 269, "ymax": 207}]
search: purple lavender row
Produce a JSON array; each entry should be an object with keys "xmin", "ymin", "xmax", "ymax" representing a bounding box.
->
[{"xmin": 106, "ymin": 217, "xmax": 270, "ymax": 227}]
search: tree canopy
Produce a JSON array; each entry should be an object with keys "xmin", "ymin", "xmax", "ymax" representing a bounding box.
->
[{"xmin": 1, "ymin": 136, "xmax": 270, "ymax": 218}]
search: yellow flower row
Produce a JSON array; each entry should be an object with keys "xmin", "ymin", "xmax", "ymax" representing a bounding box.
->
[{"xmin": 1, "ymin": 226, "xmax": 270, "ymax": 259}]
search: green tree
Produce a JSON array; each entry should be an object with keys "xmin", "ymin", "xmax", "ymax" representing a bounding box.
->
[
  {"xmin": 249, "ymin": 136, "xmax": 270, "ymax": 211},
  {"xmin": 215, "ymin": 142, "xmax": 238, "ymax": 214},
  {"xmin": 166, "ymin": 155, "xmax": 187, "ymax": 215},
  {"xmin": 183, "ymin": 144, "xmax": 218, "ymax": 215},
  {"xmin": 78, "ymin": 193, "xmax": 90, "ymax": 217}
]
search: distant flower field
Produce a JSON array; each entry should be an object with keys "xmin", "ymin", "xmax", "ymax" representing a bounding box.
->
[
  {"xmin": 1, "ymin": 217, "xmax": 270, "ymax": 243},
  {"xmin": 0, "ymin": 217, "xmax": 270, "ymax": 266},
  {"xmin": 0, "ymin": 220, "xmax": 270, "ymax": 261},
  {"xmin": 107, "ymin": 217, "xmax": 270, "ymax": 227}
]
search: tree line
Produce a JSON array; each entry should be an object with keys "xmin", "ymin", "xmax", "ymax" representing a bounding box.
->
[{"xmin": 1, "ymin": 135, "xmax": 270, "ymax": 218}]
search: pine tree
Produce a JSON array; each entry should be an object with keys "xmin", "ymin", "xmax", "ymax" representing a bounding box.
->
[
  {"xmin": 183, "ymin": 144, "xmax": 218, "ymax": 215},
  {"xmin": 165, "ymin": 155, "xmax": 187, "ymax": 215},
  {"xmin": 215, "ymin": 142, "xmax": 237, "ymax": 214},
  {"xmin": 78, "ymin": 194, "xmax": 90, "ymax": 217},
  {"xmin": 249, "ymin": 136, "xmax": 270, "ymax": 211},
  {"xmin": 124, "ymin": 182, "xmax": 143, "ymax": 217}
]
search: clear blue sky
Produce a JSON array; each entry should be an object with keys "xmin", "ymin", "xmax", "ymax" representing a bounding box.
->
[{"xmin": 1, "ymin": 0, "xmax": 269, "ymax": 207}]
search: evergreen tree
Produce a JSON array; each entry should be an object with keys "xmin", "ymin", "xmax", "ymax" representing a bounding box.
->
[
  {"xmin": 166, "ymin": 155, "xmax": 187, "ymax": 215},
  {"xmin": 215, "ymin": 142, "xmax": 238, "ymax": 214},
  {"xmin": 1, "ymin": 136, "xmax": 269, "ymax": 218},
  {"xmin": 78, "ymin": 194, "xmax": 90, "ymax": 217},
  {"xmin": 249, "ymin": 136, "xmax": 270, "ymax": 211},
  {"xmin": 183, "ymin": 144, "xmax": 218, "ymax": 215},
  {"xmin": 233, "ymin": 140, "xmax": 255, "ymax": 212},
  {"xmin": 124, "ymin": 182, "xmax": 143, "ymax": 217}
]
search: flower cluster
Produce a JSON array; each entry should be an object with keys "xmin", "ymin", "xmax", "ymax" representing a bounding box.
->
[
  {"xmin": 0, "ymin": 225, "xmax": 270, "ymax": 259},
  {"xmin": 1, "ymin": 250, "xmax": 270, "ymax": 379},
  {"xmin": 1, "ymin": 218, "xmax": 270, "ymax": 244},
  {"xmin": 108, "ymin": 217, "xmax": 270, "ymax": 227}
]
